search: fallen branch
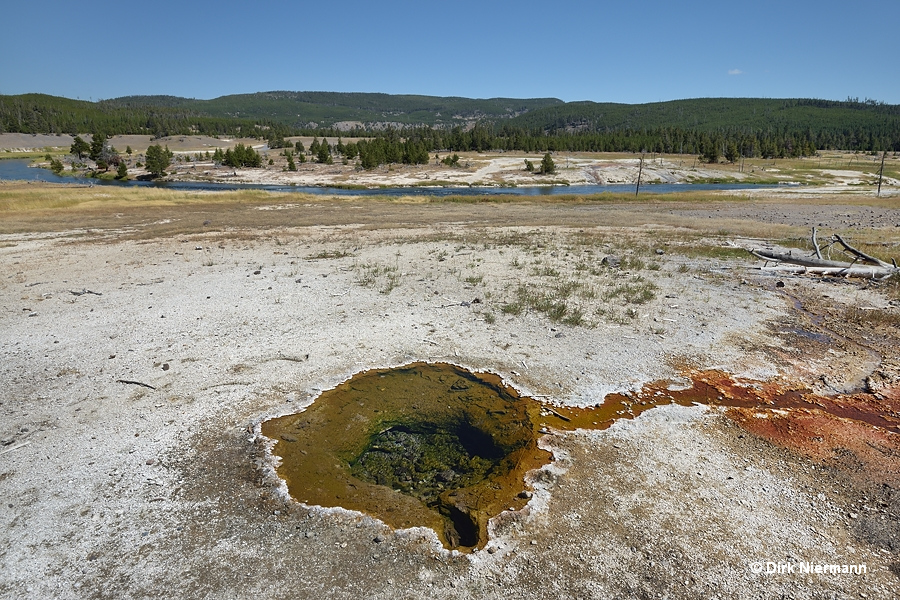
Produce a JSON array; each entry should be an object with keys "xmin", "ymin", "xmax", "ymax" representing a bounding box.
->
[
  {"xmin": 0, "ymin": 440, "xmax": 32, "ymax": 456},
  {"xmin": 117, "ymin": 379, "xmax": 156, "ymax": 390},
  {"xmin": 273, "ymin": 354, "xmax": 309, "ymax": 363},
  {"xmin": 750, "ymin": 229, "xmax": 899, "ymax": 280},
  {"xmin": 543, "ymin": 406, "xmax": 572, "ymax": 422},
  {"xmin": 749, "ymin": 249, "xmax": 855, "ymax": 270},
  {"xmin": 759, "ymin": 264, "xmax": 891, "ymax": 278},
  {"xmin": 811, "ymin": 226, "xmax": 822, "ymax": 260},
  {"xmin": 834, "ymin": 234, "xmax": 893, "ymax": 269}
]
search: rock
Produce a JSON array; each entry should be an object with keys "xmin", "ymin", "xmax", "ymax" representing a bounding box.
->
[
  {"xmin": 655, "ymin": 248, "xmax": 665, "ymax": 255},
  {"xmin": 373, "ymin": 535, "xmax": 384, "ymax": 543},
  {"xmin": 437, "ymin": 470, "xmax": 457, "ymax": 482},
  {"xmin": 450, "ymin": 379, "xmax": 470, "ymax": 391},
  {"xmin": 162, "ymin": 363, "xmax": 169, "ymax": 371},
  {"xmin": 601, "ymin": 255, "xmax": 621, "ymax": 268},
  {"xmin": 517, "ymin": 490, "xmax": 533, "ymax": 499},
  {"xmin": 281, "ymin": 434, "xmax": 298, "ymax": 442}
]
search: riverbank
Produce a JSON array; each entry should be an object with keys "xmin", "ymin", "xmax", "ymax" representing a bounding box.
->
[{"xmin": 3, "ymin": 133, "xmax": 898, "ymax": 195}]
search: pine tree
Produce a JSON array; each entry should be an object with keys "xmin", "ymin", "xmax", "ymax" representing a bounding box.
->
[
  {"xmin": 90, "ymin": 132, "xmax": 106, "ymax": 162},
  {"xmin": 316, "ymin": 139, "xmax": 331, "ymax": 163},
  {"xmin": 725, "ymin": 142, "xmax": 740, "ymax": 163},
  {"xmin": 540, "ymin": 152, "xmax": 555, "ymax": 174},
  {"xmin": 70, "ymin": 136, "xmax": 90, "ymax": 159},
  {"xmin": 145, "ymin": 144, "xmax": 171, "ymax": 177}
]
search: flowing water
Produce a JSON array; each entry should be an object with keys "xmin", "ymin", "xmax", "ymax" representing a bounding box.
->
[{"xmin": 0, "ymin": 159, "xmax": 776, "ymax": 196}]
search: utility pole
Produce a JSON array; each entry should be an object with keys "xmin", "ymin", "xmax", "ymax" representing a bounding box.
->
[
  {"xmin": 877, "ymin": 150, "xmax": 887, "ymax": 197},
  {"xmin": 636, "ymin": 153, "xmax": 644, "ymax": 197}
]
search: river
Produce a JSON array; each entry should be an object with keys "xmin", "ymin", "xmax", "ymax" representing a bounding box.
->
[{"xmin": 0, "ymin": 159, "xmax": 775, "ymax": 197}]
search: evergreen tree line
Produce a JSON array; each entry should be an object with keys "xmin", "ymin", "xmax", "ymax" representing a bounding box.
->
[
  {"xmin": 0, "ymin": 94, "xmax": 275, "ymax": 139},
  {"xmin": 296, "ymin": 124, "xmax": 886, "ymax": 171},
  {"xmin": 215, "ymin": 143, "xmax": 262, "ymax": 168},
  {"xmin": 5, "ymin": 95, "xmax": 900, "ymax": 173},
  {"xmin": 389, "ymin": 123, "xmax": 897, "ymax": 159}
]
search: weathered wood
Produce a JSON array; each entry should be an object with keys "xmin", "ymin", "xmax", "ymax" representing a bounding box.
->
[
  {"xmin": 759, "ymin": 265, "xmax": 892, "ymax": 278},
  {"xmin": 749, "ymin": 249, "xmax": 855, "ymax": 269},
  {"xmin": 544, "ymin": 406, "xmax": 572, "ymax": 422},
  {"xmin": 635, "ymin": 154, "xmax": 644, "ymax": 197},
  {"xmin": 117, "ymin": 379, "xmax": 156, "ymax": 390},
  {"xmin": 811, "ymin": 227, "xmax": 822, "ymax": 259},
  {"xmin": 833, "ymin": 234, "xmax": 892, "ymax": 269},
  {"xmin": 749, "ymin": 229, "xmax": 899, "ymax": 280}
]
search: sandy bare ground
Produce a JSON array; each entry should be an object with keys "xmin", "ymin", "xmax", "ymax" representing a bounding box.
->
[
  {"xmin": 1, "ymin": 188, "xmax": 900, "ymax": 599},
  {"xmin": 164, "ymin": 153, "xmax": 900, "ymax": 194}
]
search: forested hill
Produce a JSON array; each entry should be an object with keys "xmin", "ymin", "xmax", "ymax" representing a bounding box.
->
[
  {"xmin": 509, "ymin": 97, "xmax": 899, "ymax": 129},
  {"xmin": 508, "ymin": 97, "xmax": 900, "ymax": 147},
  {"xmin": 102, "ymin": 92, "xmax": 563, "ymax": 128},
  {"xmin": 0, "ymin": 92, "xmax": 562, "ymax": 135},
  {"xmin": 1, "ymin": 92, "xmax": 898, "ymax": 152}
]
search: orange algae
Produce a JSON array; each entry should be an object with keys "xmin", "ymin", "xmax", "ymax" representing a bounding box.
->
[{"xmin": 262, "ymin": 363, "xmax": 899, "ymax": 551}]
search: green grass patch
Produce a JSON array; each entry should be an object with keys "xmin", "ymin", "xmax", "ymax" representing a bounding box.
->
[
  {"xmin": 309, "ymin": 249, "xmax": 353, "ymax": 259},
  {"xmin": 603, "ymin": 276, "xmax": 658, "ymax": 304},
  {"xmin": 673, "ymin": 245, "xmax": 750, "ymax": 260}
]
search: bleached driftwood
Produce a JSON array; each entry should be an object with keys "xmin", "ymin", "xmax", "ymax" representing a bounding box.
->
[{"xmin": 750, "ymin": 228, "xmax": 899, "ymax": 280}]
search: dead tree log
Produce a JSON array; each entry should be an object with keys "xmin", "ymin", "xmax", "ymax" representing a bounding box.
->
[{"xmin": 750, "ymin": 230, "xmax": 899, "ymax": 280}]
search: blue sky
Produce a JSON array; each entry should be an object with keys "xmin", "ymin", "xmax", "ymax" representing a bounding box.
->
[{"xmin": 2, "ymin": 0, "xmax": 898, "ymax": 104}]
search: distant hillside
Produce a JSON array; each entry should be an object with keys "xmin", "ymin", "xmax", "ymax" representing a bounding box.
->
[
  {"xmin": 508, "ymin": 97, "xmax": 900, "ymax": 133},
  {"xmin": 0, "ymin": 93, "xmax": 262, "ymax": 138},
  {"xmin": 0, "ymin": 92, "xmax": 897, "ymax": 152},
  {"xmin": 100, "ymin": 92, "xmax": 565, "ymax": 129}
]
